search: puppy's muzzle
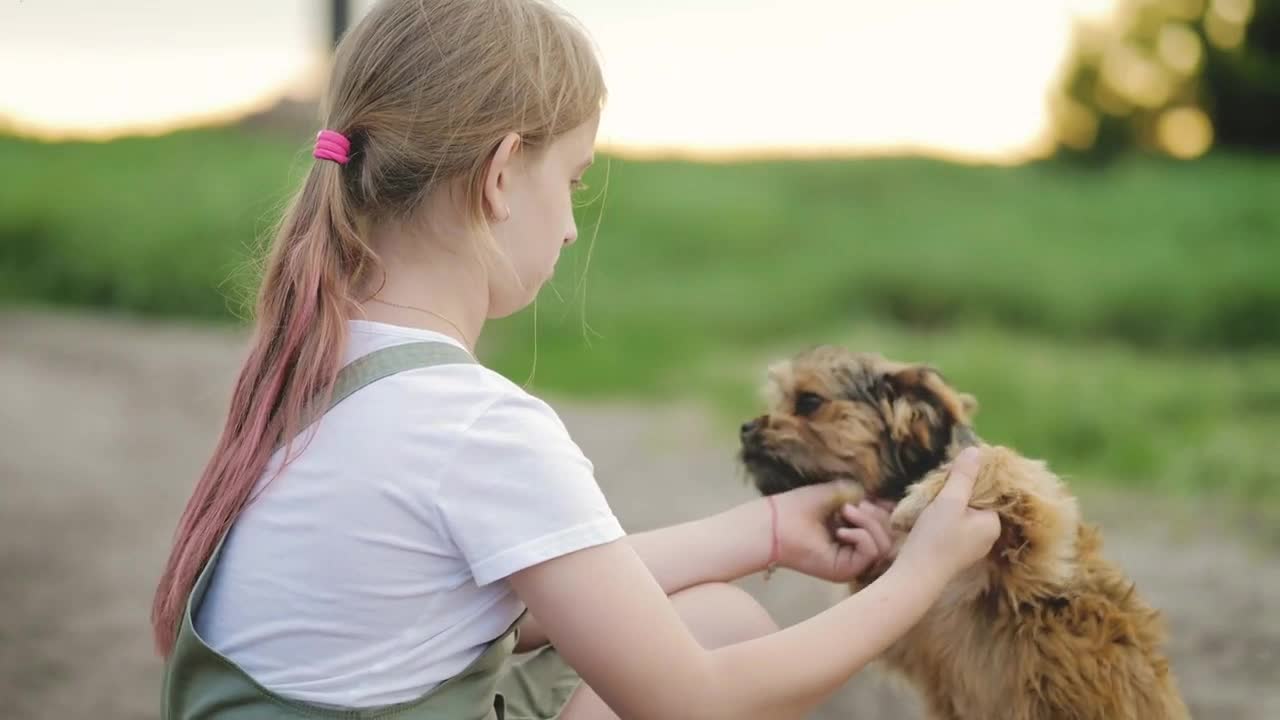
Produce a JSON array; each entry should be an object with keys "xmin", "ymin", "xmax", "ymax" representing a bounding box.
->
[{"xmin": 740, "ymin": 416, "xmax": 766, "ymax": 444}]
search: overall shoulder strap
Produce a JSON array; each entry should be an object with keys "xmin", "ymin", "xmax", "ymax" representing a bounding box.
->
[{"xmin": 327, "ymin": 340, "xmax": 476, "ymax": 413}]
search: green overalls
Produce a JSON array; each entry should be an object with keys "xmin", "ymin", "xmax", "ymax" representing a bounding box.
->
[{"xmin": 161, "ymin": 342, "xmax": 580, "ymax": 719}]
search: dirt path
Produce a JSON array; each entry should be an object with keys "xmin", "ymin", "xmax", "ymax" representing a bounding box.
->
[{"xmin": 2, "ymin": 310, "xmax": 1276, "ymax": 719}]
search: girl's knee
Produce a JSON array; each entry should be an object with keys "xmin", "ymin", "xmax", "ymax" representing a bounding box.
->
[{"xmin": 671, "ymin": 582, "xmax": 778, "ymax": 648}]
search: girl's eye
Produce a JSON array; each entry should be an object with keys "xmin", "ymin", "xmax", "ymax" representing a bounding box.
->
[
  {"xmin": 794, "ymin": 392, "xmax": 825, "ymax": 417},
  {"xmin": 571, "ymin": 180, "xmax": 589, "ymax": 193}
]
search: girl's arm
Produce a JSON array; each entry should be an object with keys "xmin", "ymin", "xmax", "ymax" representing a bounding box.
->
[
  {"xmin": 624, "ymin": 482, "xmax": 893, "ymax": 595},
  {"xmin": 513, "ymin": 483, "xmax": 892, "ymax": 652},
  {"xmin": 510, "ymin": 447, "xmax": 999, "ymax": 720}
]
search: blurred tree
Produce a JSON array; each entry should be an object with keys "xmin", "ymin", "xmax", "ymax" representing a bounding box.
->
[
  {"xmin": 1052, "ymin": 0, "xmax": 1280, "ymax": 159},
  {"xmin": 330, "ymin": 0, "xmax": 351, "ymax": 49},
  {"xmin": 1204, "ymin": 0, "xmax": 1280, "ymax": 147}
]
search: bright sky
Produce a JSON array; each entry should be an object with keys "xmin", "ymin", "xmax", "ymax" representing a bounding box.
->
[{"xmin": 0, "ymin": 0, "xmax": 1115, "ymax": 162}]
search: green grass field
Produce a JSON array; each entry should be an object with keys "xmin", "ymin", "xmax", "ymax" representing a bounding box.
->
[{"xmin": 2, "ymin": 128, "xmax": 1278, "ymax": 511}]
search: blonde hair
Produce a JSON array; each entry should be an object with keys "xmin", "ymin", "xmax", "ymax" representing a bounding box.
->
[{"xmin": 151, "ymin": 0, "xmax": 606, "ymax": 656}]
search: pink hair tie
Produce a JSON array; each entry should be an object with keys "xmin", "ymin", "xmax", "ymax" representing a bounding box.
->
[{"xmin": 313, "ymin": 129, "xmax": 351, "ymax": 165}]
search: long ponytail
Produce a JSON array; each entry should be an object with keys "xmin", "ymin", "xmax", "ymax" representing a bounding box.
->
[{"xmin": 150, "ymin": 162, "xmax": 368, "ymax": 655}]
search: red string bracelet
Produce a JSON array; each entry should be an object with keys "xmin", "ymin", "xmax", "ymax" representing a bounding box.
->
[{"xmin": 764, "ymin": 495, "xmax": 781, "ymax": 580}]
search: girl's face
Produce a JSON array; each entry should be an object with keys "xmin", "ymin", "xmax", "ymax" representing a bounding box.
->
[{"xmin": 485, "ymin": 114, "xmax": 599, "ymax": 318}]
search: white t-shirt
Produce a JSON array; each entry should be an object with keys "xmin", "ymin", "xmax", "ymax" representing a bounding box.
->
[{"xmin": 195, "ymin": 320, "xmax": 625, "ymax": 708}]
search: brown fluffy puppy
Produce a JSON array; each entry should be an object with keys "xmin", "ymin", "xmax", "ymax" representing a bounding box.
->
[{"xmin": 739, "ymin": 345, "xmax": 1189, "ymax": 720}]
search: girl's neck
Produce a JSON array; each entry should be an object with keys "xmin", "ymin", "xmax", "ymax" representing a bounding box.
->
[{"xmin": 356, "ymin": 216, "xmax": 489, "ymax": 354}]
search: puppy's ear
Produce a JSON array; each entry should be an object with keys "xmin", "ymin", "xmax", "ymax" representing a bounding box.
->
[
  {"xmin": 876, "ymin": 364, "xmax": 976, "ymax": 493},
  {"xmin": 885, "ymin": 364, "xmax": 975, "ymax": 426}
]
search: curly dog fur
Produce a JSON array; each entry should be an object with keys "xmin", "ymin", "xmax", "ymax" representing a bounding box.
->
[{"xmin": 739, "ymin": 346, "xmax": 1189, "ymax": 720}]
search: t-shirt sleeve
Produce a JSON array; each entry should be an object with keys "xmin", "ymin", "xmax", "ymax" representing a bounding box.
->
[{"xmin": 435, "ymin": 391, "xmax": 625, "ymax": 586}]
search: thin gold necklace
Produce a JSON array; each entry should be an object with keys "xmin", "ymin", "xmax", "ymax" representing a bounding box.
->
[{"xmin": 368, "ymin": 297, "xmax": 474, "ymax": 350}]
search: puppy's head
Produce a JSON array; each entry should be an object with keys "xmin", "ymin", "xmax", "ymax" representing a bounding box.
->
[{"xmin": 739, "ymin": 346, "xmax": 978, "ymax": 500}]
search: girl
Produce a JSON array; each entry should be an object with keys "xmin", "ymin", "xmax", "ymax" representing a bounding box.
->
[{"xmin": 152, "ymin": 1, "xmax": 1000, "ymax": 718}]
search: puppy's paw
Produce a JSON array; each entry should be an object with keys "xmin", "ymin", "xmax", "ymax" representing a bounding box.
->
[
  {"xmin": 892, "ymin": 447, "xmax": 1083, "ymax": 585},
  {"xmin": 888, "ymin": 446, "xmax": 997, "ymax": 533},
  {"xmin": 832, "ymin": 479, "xmax": 866, "ymax": 509},
  {"xmin": 823, "ymin": 479, "xmax": 867, "ymax": 537},
  {"xmin": 890, "ymin": 470, "xmax": 946, "ymax": 533}
]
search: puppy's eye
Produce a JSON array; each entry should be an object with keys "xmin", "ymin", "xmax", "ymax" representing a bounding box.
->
[{"xmin": 794, "ymin": 392, "xmax": 825, "ymax": 417}]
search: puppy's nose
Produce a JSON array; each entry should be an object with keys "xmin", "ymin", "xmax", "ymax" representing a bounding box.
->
[{"xmin": 740, "ymin": 417, "xmax": 764, "ymax": 441}]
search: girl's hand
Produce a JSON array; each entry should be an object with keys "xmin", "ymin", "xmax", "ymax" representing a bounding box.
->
[{"xmin": 771, "ymin": 483, "xmax": 896, "ymax": 583}]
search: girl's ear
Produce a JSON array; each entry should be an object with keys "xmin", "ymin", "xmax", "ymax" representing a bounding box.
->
[{"xmin": 483, "ymin": 132, "xmax": 521, "ymax": 223}]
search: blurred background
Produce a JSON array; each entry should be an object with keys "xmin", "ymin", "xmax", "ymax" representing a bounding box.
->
[{"xmin": 1, "ymin": 1, "xmax": 1277, "ymax": 718}]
